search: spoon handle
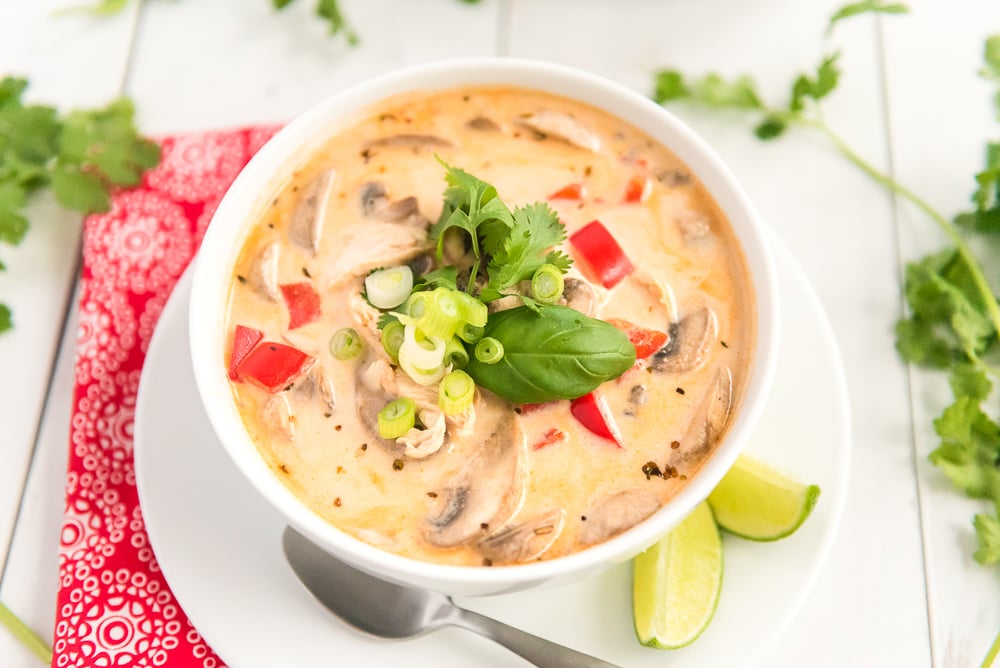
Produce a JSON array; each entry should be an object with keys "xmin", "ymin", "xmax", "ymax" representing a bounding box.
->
[{"xmin": 452, "ymin": 607, "xmax": 621, "ymax": 668}]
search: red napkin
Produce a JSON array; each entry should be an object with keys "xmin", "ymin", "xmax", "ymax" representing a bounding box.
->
[{"xmin": 52, "ymin": 125, "xmax": 281, "ymax": 668}]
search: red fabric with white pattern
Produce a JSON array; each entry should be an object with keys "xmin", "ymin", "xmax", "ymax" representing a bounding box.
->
[{"xmin": 53, "ymin": 125, "xmax": 281, "ymax": 668}]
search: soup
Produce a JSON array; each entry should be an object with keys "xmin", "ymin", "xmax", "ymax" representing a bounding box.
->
[{"xmin": 223, "ymin": 86, "xmax": 755, "ymax": 567}]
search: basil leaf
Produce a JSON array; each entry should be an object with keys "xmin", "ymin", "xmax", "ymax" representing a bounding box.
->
[{"xmin": 465, "ymin": 305, "xmax": 636, "ymax": 403}]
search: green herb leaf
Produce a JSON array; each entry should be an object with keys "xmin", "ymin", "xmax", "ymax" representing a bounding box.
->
[
  {"xmin": 754, "ymin": 116, "xmax": 788, "ymax": 140},
  {"xmin": 974, "ymin": 512, "xmax": 1000, "ymax": 565},
  {"xmin": 0, "ymin": 304, "xmax": 11, "ymax": 334},
  {"xmin": 790, "ymin": 54, "xmax": 841, "ymax": 112},
  {"xmin": 59, "ymin": 99, "xmax": 161, "ymax": 189},
  {"xmin": 316, "ymin": 0, "xmax": 359, "ymax": 44},
  {"xmin": 482, "ymin": 202, "xmax": 569, "ymax": 300},
  {"xmin": 982, "ymin": 35, "xmax": 1000, "ymax": 81},
  {"xmin": 49, "ymin": 162, "xmax": 111, "ymax": 213},
  {"xmin": 930, "ymin": 397, "xmax": 1000, "ymax": 500},
  {"xmin": 653, "ymin": 70, "xmax": 762, "ymax": 110},
  {"xmin": 416, "ymin": 265, "xmax": 459, "ymax": 291},
  {"xmin": 463, "ymin": 305, "xmax": 636, "ymax": 403},
  {"xmin": 272, "ymin": 0, "xmax": 295, "ymax": 8},
  {"xmin": 652, "ymin": 70, "xmax": 689, "ymax": 104},
  {"xmin": 60, "ymin": 0, "xmax": 130, "ymax": 15},
  {"xmin": 0, "ymin": 182, "xmax": 29, "ymax": 245},
  {"xmin": 950, "ymin": 363, "xmax": 992, "ymax": 401},
  {"xmin": 827, "ymin": 1, "xmax": 909, "ymax": 34}
]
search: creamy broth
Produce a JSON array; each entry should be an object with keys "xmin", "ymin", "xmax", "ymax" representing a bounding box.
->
[{"xmin": 224, "ymin": 86, "xmax": 755, "ymax": 567}]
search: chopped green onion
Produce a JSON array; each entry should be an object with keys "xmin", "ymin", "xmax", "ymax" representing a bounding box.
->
[
  {"xmin": 444, "ymin": 336, "xmax": 470, "ymax": 369},
  {"xmin": 531, "ymin": 263, "xmax": 565, "ymax": 304},
  {"xmin": 475, "ymin": 337, "xmax": 504, "ymax": 364},
  {"xmin": 365, "ymin": 266, "xmax": 414, "ymax": 309},
  {"xmin": 418, "ymin": 288, "xmax": 464, "ymax": 339},
  {"xmin": 404, "ymin": 291, "xmax": 432, "ymax": 319},
  {"xmin": 378, "ymin": 398, "xmax": 416, "ymax": 438},
  {"xmin": 458, "ymin": 323, "xmax": 485, "ymax": 343},
  {"xmin": 401, "ymin": 325, "xmax": 446, "ymax": 369},
  {"xmin": 381, "ymin": 320, "xmax": 405, "ymax": 361},
  {"xmin": 439, "ymin": 370, "xmax": 475, "ymax": 415},
  {"xmin": 398, "ymin": 346, "xmax": 448, "ymax": 386},
  {"xmin": 454, "ymin": 290, "xmax": 488, "ymax": 327},
  {"xmin": 330, "ymin": 327, "xmax": 363, "ymax": 360}
]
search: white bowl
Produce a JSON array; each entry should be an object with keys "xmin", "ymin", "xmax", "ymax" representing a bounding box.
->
[{"xmin": 189, "ymin": 58, "xmax": 780, "ymax": 597}]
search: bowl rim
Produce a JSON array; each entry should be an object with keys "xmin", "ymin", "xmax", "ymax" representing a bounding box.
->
[{"xmin": 189, "ymin": 56, "xmax": 780, "ymax": 590}]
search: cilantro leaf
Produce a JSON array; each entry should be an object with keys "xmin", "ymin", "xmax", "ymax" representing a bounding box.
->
[
  {"xmin": 827, "ymin": 1, "xmax": 909, "ymax": 34},
  {"xmin": 652, "ymin": 70, "xmax": 762, "ymax": 110},
  {"xmin": 790, "ymin": 54, "xmax": 841, "ymax": 112},
  {"xmin": 0, "ymin": 304, "xmax": 9, "ymax": 333},
  {"xmin": 59, "ymin": 0, "xmax": 130, "ymax": 15},
  {"xmin": 0, "ymin": 181, "xmax": 28, "ymax": 245},
  {"xmin": 483, "ymin": 202, "xmax": 568, "ymax": 301},
  {"xmin": 316, "ymin": 0, "xmax": 359, "ymax": 44},
  {"xmin": 981, "ymin": 35, "xmax": 1000, "ymax": 82},
  {"xmin": 754, "ymin": 116, "xmax": 788, "ymax": 140},
  {"xmin": 59, "ymin": 99, "xmax": 161, "ymax": 189},
  {"xmin": 49, "ymin": 162, "xmax": 110, "ymax": 213},
  {"xmin": 0, "ymin": 78, "xmax": 27, "ymax": 110},
  {"xmin": 950, "ymin": 363, "xmax": 992, "ymax": 402},
  {"xmin": 415, "ymin": 265, "xmax": 458, "ymax": 291},
  {"xmin": 974, "ymin": 512, "xmax": 1000, "ymax": 565},
  {"xmin": 930, "ymin": 396, "xmax": 1000, "ymax": 500}
]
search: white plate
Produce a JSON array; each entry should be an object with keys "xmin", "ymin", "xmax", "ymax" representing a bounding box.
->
[{"xmin": 134, "ymin": 236, "xmax": 850, "ymax": 668}]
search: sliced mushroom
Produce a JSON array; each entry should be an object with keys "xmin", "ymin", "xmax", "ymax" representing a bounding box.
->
[
  {"xmin": 467, "ymin": 116, "xmax": 500, "ymax": 131},
  {"xmin": 487, "ymin": 295, "xmax": 522, "ymax": 314},
  {"xmin": 289, "ymin": 170, "xmax": 335, "ymax": 255},
  {"xmin": 677, "ymin": 367, "xmax": 733, "ymax": 458},
  {"xmin": 328, "ymin": 222, "xmax": 431, "ymax": 287},
  {"xmin": 378, "ymin": 196, "xmax": 426, "ymax": 227},
  {"xmin": 518, "ymin": 111, "xmax": 601, "ymax": 152},
  {"xmin": 650, "ymin": 307, "xmax": 718, "ymax": 374},
  {"xmin": 247, "ymin": 241, "xmax": 280, "ymax": 302},
  {"xmin": 364, "ymin": 134, "xmax": 454, "ymax": 150},
  {"xmin": 655, "ymin": 169, "xmax": 691, "ymax": 188},
  {"xmin": 292, "ymin": 365, "xmax": 336, "ymax": 414},
  {"xmin": 359, "ymin": 181, "xmax": 389, "ymax": 216},
  {"xmin": 478, "ymin": 508, "xmax": 566, "ymax": 564},
  {"xmin": 579, "ymin": 490, "xmax": 660, "ymax": 546},
  {"xmin": 408, "ymin": 253, "xmax": 435, "ymax": 277},
  {"xmin": 560, "ymin": 278, "xmax": 599, "ymax": 316},
  {"xmin": 262, "ymin": 393, "xmax": 295, "ymax": 440},
  {"xmin": 676, "ymin": 210, "xmax": 714, "ymax": 244},
  {"xmin": 425, "ymin": 415, "xmax": 525, "ymax": 547}
]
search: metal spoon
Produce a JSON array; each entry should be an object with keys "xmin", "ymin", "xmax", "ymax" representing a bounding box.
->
[{"xmin": 282, "ymin": 527, "xmax": 620, "ymax": 667}]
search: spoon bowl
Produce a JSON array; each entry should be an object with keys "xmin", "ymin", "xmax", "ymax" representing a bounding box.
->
[{"xmin": 282, "ymin": 526, "xmax": 620, "ymax": 667}]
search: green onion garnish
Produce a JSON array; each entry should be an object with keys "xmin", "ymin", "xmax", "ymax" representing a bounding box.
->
[
  {"xmin": 474, "ymin": 337, "xmax": 504, "ymax": 364},
  {"xmin": 458, "ymin": 323, "xmax": 485, "ymax": 344},
  {"xmin": 444, "ymin": 336, "xmax": 469, "ymax": 369},
  {"xmin": 531, "ymin": 263, "xmax": 565, "ymax": 304},
  {"xmin": 330, "ymin": 327, "xmax": 363, "ymax": 360},
  {"xmin": 404, "ymin": 291, "xmax": 431, "ymax": 319},
  {"xmin": 454, "ymin": 290, "xmax": 488, "ymax": 327},
  {"xmin": 380, "ymin": 320, "xmax": 405, "ymax": 362},
  {"xmin": 418, "ymin": 288, "xmax": 464, "ymax": 339},
  {"xmin": 377, "ymin": 398, "xmax": 416, "ymax": 439},
  {"xmin": 439, "ymin": 370, "xmax": 475, "ymax": 415},
  {"xmin": 365, "ymin": 266, "xmax": 413, "ymax": 309}
]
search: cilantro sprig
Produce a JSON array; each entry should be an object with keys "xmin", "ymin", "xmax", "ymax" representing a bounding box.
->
[
  {"xmin": 430, "ymin": 160, "xmax": 571, "ymax": 301},
  {"xmin": 0, "ymin": 77, "xmax": 160, "ymax": 333},
  {"xmin": 653, "ymin": 4, "xmax": 1000, "ymax": 664}
]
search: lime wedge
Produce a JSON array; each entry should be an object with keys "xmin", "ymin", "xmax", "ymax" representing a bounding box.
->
[
  {"xmin": 707, "ymin": 454, "xmax": 821, "ymax": 541},
  {"xmin": 633, "ymin": 502, "xmax": 722, "ymax": 649}
]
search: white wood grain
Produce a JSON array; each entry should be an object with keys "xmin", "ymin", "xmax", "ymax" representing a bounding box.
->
[
  {"xmin": 0, "ymin": 3, "xmax": 141, "ymax": 666},
  {"xmin": 506, "ymin": 1, "xmax": 928, "ymax": 665},
  {"xmin": 125, "ymin": 0, "xmax": 504, "ymax": 134},
  {"xmin": 882, "ymin": 2, "xmax": 1000, "ymax": 666}
]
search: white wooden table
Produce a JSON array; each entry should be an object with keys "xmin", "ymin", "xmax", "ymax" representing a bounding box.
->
[{"xmin": 2, "ymin": 0, "xmax": 998, "ymax": 665}]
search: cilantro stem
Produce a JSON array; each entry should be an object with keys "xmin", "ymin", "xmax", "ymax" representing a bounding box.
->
[
  {"xmin": 983, "ymin": 627, "xmax": 1000, "ymax": 668},
  {"xmin": 800, "ymin": 117, "xmax": 1000, "ymax": 341},
  {"xmin": 0, "ymin": 600, "xmax": 52, "ymax": 664}
]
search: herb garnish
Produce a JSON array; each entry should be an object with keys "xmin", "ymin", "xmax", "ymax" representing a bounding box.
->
[
  {"xmin": 0, "ymin": 77, "xmax": 160, "ymax": 334},
  {"xmin": 652, "ymin": 3, "xmax": 1000, "ymax": 663}
]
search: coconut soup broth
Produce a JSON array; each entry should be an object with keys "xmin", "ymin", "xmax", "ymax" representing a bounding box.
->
[{"xmin": 224, "ymin": 86, "xmax": 755, "ymax": 567}]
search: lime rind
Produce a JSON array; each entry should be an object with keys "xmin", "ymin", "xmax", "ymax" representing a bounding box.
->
[
  {"xmin": 633, "ymin": 502, "xmax": 723, "ymax": 650},
  {"xmin": 707, "ymin": 454, "xmax": 822, "ymax": 541}
]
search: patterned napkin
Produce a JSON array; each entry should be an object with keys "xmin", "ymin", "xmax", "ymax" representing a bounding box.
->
[{"xmin": 52, "ymin": 125, "xmax": 280, "ymax": 668}]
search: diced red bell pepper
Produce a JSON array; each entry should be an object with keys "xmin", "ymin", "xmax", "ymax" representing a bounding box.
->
[
  {"xmin": 569, "ymin": 220, "xmax": 634, "ymax": 288},
  {"xmin": 520, "ymin": 401, "xmax": 559, "ymax": 414},
  {"xmin": 570, "ymin": 392, "xmax": 623, "ymax": 447},
  {"xmin": 234, "ymin": 342, "xmax": 314, "ymax": 393},
  {"xmin": 531, "ymin": 428, "xmax": 567, "ymax": 451},
  {"xmin": 280, "ymin": 282, "xmax": 321, "ymax": 329},
  {"xmin": 606, "ymin": 318, "xmax": 669, "ymax": 359},
  {"xmin": 548, "ymin": 183, "xmax": 585, "ymax": 200},
  {"xmin": 228, "ymin": 325, "xmax": 264, "ymax": 381},
  {"xmin": 623, "ymin": 175, "xmax": 650, "ymax": 203}
]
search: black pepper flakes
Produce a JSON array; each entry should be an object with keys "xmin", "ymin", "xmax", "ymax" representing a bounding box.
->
[
  {"xmin": 480, "ymin": 523, "xmax": 489, "ymax": 531},
  {"xmin": 427, "ymin": 491, "xmax": 438, "ymax": 498},
  {"xmin": 236, "ymin": 275, "xmax": 247, "ymax": 285},
  {"xmin": 361, "ymin": 443, "xmax": 368, "ymax": 451},
  {"xmin": 676, "ymin": 387, "xmax": 685, "ymax": 395},
  {"xmin": 392, "ymin": 459, "xmax": 404, "ymax": 471},
  {"xmin": 279, "ymin": 464, "xmax": 290, "ymax": 474},
  {"xmin": 324, "ymin": 412, "xmax": 332, "ymax": 418},
  {"xmin": 720, "ymin": 340, "xmax": 729, "ymax": 348},
  {"xmin": 267, "ymin": 223, "xmax": 275, "ymax": 229},
  {"xmin": 581, "ymin": 515, "xmax": 588, "ymax": 521},
  {"xmin": 642, "ymin": 461, "xmax": 663, "ymax": 480},
  {"xmin": 302, "ymin": 266, "xmax": 312, "ymax": 278},
  {"xmin": 482, "ymin": 558, "xmax": 493, "ymax": 567},
  {"xmin": 335, "ymin": 424, "xmax": 343, "ymax": 431},
  {"xmin": 334, "ymin": 497, "xmax": 342, "ymax": 507},
  {"xmin": 670, "ymin": 440, "xmax": 681, "ymax": 449},
  {"xmin": 584, "ymin": 165, "xmax": 593, "ymax": 176}
]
